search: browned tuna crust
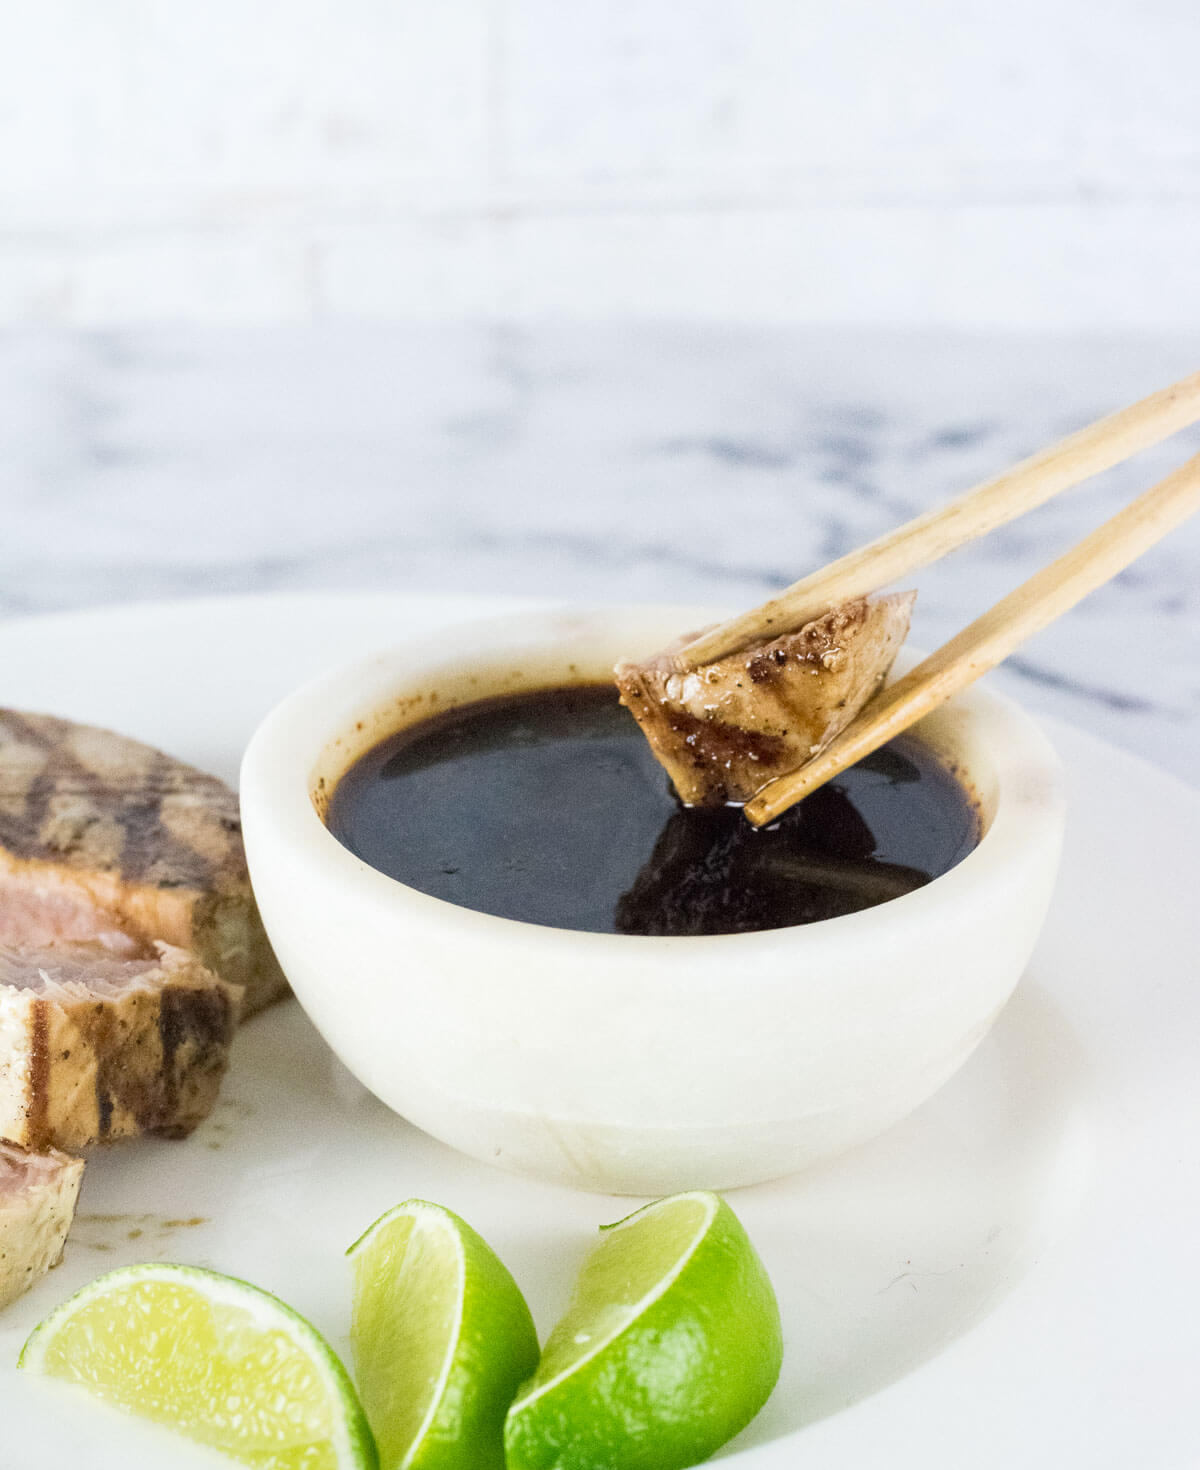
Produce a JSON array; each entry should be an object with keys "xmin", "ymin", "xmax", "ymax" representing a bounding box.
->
[
  {"xmin": 0, "ymin": 1140, "xmax": 84, "ymax": 1310},
  {"xmin": 0, "ymin": 943, "xmax": 241, "ymax": 1152},
  {"xmin": 615, "ymin": 593, "xmax": 915, "ymax": 806},
  {"xmin": 0, "ymin": 709, "xmax": 286, "ymax": 1016}
]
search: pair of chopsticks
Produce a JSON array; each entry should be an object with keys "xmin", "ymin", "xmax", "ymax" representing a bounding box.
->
[{"xmin": 670, "ymin": 369, "xmax": 1200, "ymax": 827}]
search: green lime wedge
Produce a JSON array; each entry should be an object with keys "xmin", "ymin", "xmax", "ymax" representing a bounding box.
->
[
  {"xmin": 18, "ymin": 1262, "xmax": 377, "ymax": 1470},
  {"xmin": 347, "ymin": 1199, "xmax": 539, "ymax": 1470},
  {"xmin": 504, "ymin": 1190, "xmax": 782, "ymax": 1470}
]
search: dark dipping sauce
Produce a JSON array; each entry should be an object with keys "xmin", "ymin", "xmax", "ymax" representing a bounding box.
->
[{"xmin": 327, "ymin": 685, "xmax": 981, "ymax": 937}]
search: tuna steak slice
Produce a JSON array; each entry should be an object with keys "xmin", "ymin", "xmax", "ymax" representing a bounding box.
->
[
  {"xmin": 0, "ymin": 709, "xmax": 286, "ymax": 1016},
  {"xmin": 0, "ymin": 1140, "xmax": 83, "ymax": 1310},
  {"xmin": 0, "ymin": 876, "xmax": 144, "ymax": 954},
  {"xmin": 0, "ymin": 943, "xmax": 241, "ymax": 1152},
  {"xmin": 614, "ymin": 593, "xmax": 915, "ymax": 807}
]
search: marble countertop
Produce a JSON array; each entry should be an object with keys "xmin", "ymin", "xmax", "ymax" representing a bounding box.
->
[{"xmin": 2, "ymin": 323, "xmax": 1197, "ymax": 784}]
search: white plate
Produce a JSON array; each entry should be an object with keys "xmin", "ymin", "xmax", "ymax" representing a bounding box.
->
[{"xmin": 0, "ymin": 592, "xmax": 1196, "ymax": 1470}]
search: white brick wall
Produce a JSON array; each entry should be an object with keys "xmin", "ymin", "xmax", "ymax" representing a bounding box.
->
[{"xmin": 2, "ymin": 0, "xmax": 1197, "ymax": 326}]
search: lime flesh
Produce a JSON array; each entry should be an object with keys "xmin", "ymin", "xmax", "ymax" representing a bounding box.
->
[
  {"xmin": 505, "ymin": 1191, "xmax": 783, "ymax": 1470},
  {"xmin": 19, "ymin": 1262, "xmax": 377, "ymax": 1469},
  {"xmin": 347, "ymin": 1199, "xmax": 539, "ymax": 1470}
]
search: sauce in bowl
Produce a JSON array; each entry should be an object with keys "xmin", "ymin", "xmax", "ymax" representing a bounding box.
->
[{"xmin": 326, "ymin": 684, "xmax": 980, "ymax": 936}]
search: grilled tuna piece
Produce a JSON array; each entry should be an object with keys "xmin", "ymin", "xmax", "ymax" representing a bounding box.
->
[
  {"xmin": 0, "ymin": 1140, "xmax": 83, "ymax": 1310},
  {"xmin": 614, "ymin": 593, "xmax": 915, "ymax": 807},
  {"xmin": 0, "ymin": 710, "xmax": 286, "ymax": 1016},
  {"xmin": 0, "ymin": 943, "xmax": 240, "ymax": 1152}
]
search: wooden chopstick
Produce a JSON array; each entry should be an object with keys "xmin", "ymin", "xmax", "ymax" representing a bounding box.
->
[
  {"xmin": 742, "ymin": 449, "xmax": 1200, "ymax": 827},
  {"xmin": 673, "ymin": 367, "xmax": 1200, "ymax": 672}
]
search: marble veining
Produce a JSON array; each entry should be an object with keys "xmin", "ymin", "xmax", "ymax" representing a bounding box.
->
[{"xmin": 2, "ymin": 323, "xmax": 1197, "ymax": 782}]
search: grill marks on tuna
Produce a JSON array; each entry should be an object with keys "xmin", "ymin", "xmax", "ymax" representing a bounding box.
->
[
  {"xmin": 614, "ymin": 593, "xmax": 916, "ymax": 807},
  {"xmin": 0, "ymin": 708, "xmax": 285, "ymax": 1307},
  {"xmin": 0, "ymin": 709, "xmax": 286, "ymax": 1016},
  {"xmin": 0, "ymin": 945, "xmax": 241, "ymax": 1152}
]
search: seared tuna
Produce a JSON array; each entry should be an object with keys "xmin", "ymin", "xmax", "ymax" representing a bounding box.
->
[
  {"xmin": 0, "ymin": 710, "xmax": 286, "ymax": 1015},
  {"xmin": 614, "ymin": 593, "xmax": 915, "ymax": 806},
  {"xmin": 0, "ymin": 943, "xmax": 240, "ymax": 1152},
  {"xmin": 0, "ymin": 1140, "xmax": 83, "ymax": 1310}
]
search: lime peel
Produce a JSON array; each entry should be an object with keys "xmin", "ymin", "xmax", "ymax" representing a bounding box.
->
[
  {"xmin": 504, "ymin": 1189, "xmax": 783, "ymax": 1470},
  {"xmin": 509, "ymin": 1190, "xmax": 716, "ymax": 1417}
]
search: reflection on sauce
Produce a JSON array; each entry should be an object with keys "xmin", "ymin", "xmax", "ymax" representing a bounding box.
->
[{"xmin": 326, "ymin": 685, "xmax": 980, "ymax": 937}]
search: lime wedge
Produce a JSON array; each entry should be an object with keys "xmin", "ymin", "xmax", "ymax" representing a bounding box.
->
[
  {"xmin": 18, "ymin": 1262, "xmax": 377, "ymax": 1469},
  {"xmin": 504, "ymin": 1190, "xmax": 782, "ymax": 1470},
  {"xmin": 347, "ymin": 1199, "xmax": 538, "ymax": 1470}
]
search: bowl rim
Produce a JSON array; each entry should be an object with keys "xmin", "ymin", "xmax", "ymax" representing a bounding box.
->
[{"xmin": 239, "ymin": 602, "xmax": 1066, "ymax": 961}]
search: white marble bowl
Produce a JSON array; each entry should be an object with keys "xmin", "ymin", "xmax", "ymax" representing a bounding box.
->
[{"xmin": 240, "ymin": 605, "xmax": 1065, "ymax": 1194}]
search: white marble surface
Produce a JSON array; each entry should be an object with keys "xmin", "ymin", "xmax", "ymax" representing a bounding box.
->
[
  {"xmin": 2, "ymin": 323, "xmax": 1198, "ymax": 783},
  {"xmin": 4, "ymin": 1, "xmax": 1200, "ymax": 327}
]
